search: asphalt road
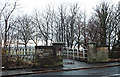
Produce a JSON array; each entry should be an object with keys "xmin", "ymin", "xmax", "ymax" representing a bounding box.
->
[
  {"xmin": 2, "ymin": 59, "xmax": 120, "ymax": 77},
  {"xmin": 15, "ymin": 66, "xmax": 120, "ymax": 77}
]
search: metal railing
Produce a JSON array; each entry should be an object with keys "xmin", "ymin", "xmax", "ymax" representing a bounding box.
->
[
  {"xmin": 62, "ymin": 47, "xmax": 87, "ymax": 60},
  {"xmin": 2, "ymin": 47, "xmax": 35, "ymax": 69}
]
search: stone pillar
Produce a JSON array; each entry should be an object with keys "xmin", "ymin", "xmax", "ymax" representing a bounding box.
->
[
  {"xmin": 96, "ymin": 46, "xmax": 109, "ymax": 62},
  {"xmin": 87, "ymin": 42, "xmax": 97, "ymax": 63},
  {"xmin": 87, "ymin": 42, "xmax": 109, "ymax": 63},
  {"xmin": 52, "ymin": 42, "xmax": 64, "ymax": 57}
]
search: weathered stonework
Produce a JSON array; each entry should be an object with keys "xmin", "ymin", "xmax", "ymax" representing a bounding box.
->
[
  {"xmin": 87, "ymin": 42, "xmax": 97, "ymax": 63},
  {"xmin": 87, "ymin": 42, "xmax": 109, "ymax": 63},
  {"xmin": 35, "ymin": 42, "xmax": 64, "ymax": 68},
  {"xmin": 96, "ymin": 47, "xmax": 109, "ymax": 62},
  {"xmin": 52, "ymin": 43, "xmax": 64, "ymax": 57}
]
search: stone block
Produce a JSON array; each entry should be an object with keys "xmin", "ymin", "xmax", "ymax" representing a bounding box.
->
[
  {"xmin": 35, "ymin": 42, "xmax": 64, "ymax": 68},
  {"xmin": 96, "ymin": 47, "xmax": 109, "ymax": 62},
  {"xmin": 87, "ymin": 42, "xmax": 109, "ymax": 63}
]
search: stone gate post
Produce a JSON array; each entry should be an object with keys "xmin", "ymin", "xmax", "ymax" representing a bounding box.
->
[{"xmin": 87, "ymin": 42, "xmax": 97, "ymax": 63}]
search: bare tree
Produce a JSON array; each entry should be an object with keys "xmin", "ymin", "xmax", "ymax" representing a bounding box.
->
[
  {"xmin": 41, "ymin": 6, "xmax": 55, "ymax": 45},
  {"xmin": 116, "ymin": 2, "xmax": 120, "ymax": 47},
  {"xmin": 3, "ymin": 0, "xmax": 18, "ymax": 50},
  {"xmin": 7, "ymin": 20, "xmax": 16, "ymax": 54},
  {"xmin": 82, "ymin": 11, "xmax": 88, "ymax": 48},
  {"xmin": 0, "ymin": 0, "xmax": 9, "ymax": 55},
  {"xmin": 34, "ymin": 6, "xmax": 56, "ymax": 46},
  {"xmin": 55, "ymin": 3, "xmax": 81, "ymax": 48},
  {"xmin": 33, "ymin": 10, "xmax": 49, "ymax": 46},
  {"xmin": 0, "ymin": 1, "xmax": 8, "ymax": 30},
  {"xmin": 57, "ymin": 5, "xmax": 67, "ymax": 42},
  {"xmin": 74, "ymin": 13, "xmax": 83, "ymax": 49},
  {"xmin": 69, "ymin": 3, "xmax": 80, "ymax": 48},
  {"xmin": 94, "ymin": 1, "xmax": 110, "ymax": 45},
  {"xmin": 16, "ymin": 15, "xmax": 34, "ymax": 52},
  {"xmin": 106, "ymin": 4, "xmax": 119, "ymax": 50},
  {"xmin": 87, "ymin": 15, "xmax": 101, "ymax": 44},
  {"xmin": 88, "ymin": 1, "xmax": 120, "ymax": 51},
  {"xmin": 0, "ymin": 0, "xmax": 19, "ymax": 69}
]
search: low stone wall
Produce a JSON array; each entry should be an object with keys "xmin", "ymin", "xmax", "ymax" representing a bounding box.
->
[
  {"xmin": 96, "ymin": 47, "xmax": 109, "ymax": 62},
  {"xmin": 87, "ymin": 42, "xmax": 109, "ymax": 63},
  {"xmin": 35, "ymin": 42, "xmax": 64, "ymax": 68}
]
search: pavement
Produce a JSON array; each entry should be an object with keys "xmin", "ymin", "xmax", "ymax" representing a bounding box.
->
[{"xmin": 1, "ymin": 59, "xmax": 120, "ymax": 77}]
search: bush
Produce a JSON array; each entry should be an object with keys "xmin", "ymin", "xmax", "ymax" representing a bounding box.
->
[{"xmin": 109, "ymin": 51, "xmax": 120, "ymax": 59}]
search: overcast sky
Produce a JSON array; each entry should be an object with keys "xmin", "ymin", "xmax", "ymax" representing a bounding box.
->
[
  {"xmin": 0, "ymin": 0, "xmax": 119, "ymax": 18},
  {"xmin": 18, "ymin": 0, "xmax": 120, "ymax": 16}
]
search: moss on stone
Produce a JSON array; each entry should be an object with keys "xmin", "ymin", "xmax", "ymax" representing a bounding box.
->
[{"xmin": 35, "ymin": 56, "xmax": 63, "ymax": 68}]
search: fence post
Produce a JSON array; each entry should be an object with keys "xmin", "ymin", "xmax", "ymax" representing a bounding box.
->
[
  {"xmin": 17, "ymin": 48, "xmax": 19, "ymax": 66},
  {"xmin": 23, "ymin": 49, "xmax": 25, "ymax": 59}
]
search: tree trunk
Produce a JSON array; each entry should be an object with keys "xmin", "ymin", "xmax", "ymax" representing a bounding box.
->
[
  {"xmin": 4, "ymin": 20, "xmax": 8, "ymax": 49},
  {"xmin": 118, "ymin": 30, "xmax": 120, "ymax": 47},
  {"xmin": 25, "ymin": 43, "xmax": 27, "ymax": 55},
  {"xmin": 108, "ymin": 34, "xmax": 110, "ymax": 51},
  {"xmin": 78, "ymin": 43, "xmax": 80, "ymax": 49},
  {"xmin": 4, "ymin": 19, "xmax": 8, "ymax": 69},
  {"xmin": 67, "ymin": 37, "xmax": 69, "ymax": 48},
  {"xmin": 45, "ymin": 38, "xmax": 48, "ymax": 46}
]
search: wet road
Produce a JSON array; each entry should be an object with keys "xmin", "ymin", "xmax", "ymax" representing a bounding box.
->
[
  {"xmin": 63, "ymin": 59, "xmax": 120, "ymax": 69},
  {"xmin": 15, "ymin": 59, "xmax": 120, "ymax": 77},
  {"xmin": 16, "ymin": 66, "xmax": 120, "ymax": 77}
]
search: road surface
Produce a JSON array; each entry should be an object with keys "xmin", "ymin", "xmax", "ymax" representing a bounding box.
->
[{"xmin": 15, "ymin": 59, "xmax": 120, "ymax": 77}]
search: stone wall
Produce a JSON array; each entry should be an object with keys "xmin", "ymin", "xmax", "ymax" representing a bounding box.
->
[
  {"xmin": 52, "ymin": 43, "xmax": 64, "ymax": 57},
  {"xmin": 87, "ymin": 42, "xmax": 97, "ymax": 63},
  {"xmin": 87, "ymin": 42, "xmax": 109, "ymax": 63},
  {"xmin": 96, "ymin": 47, "xmax": 109, "ymax": 62},
  {"xmin": 35, "ymin": 42, "xmax": 64, "ymax": 68}
]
